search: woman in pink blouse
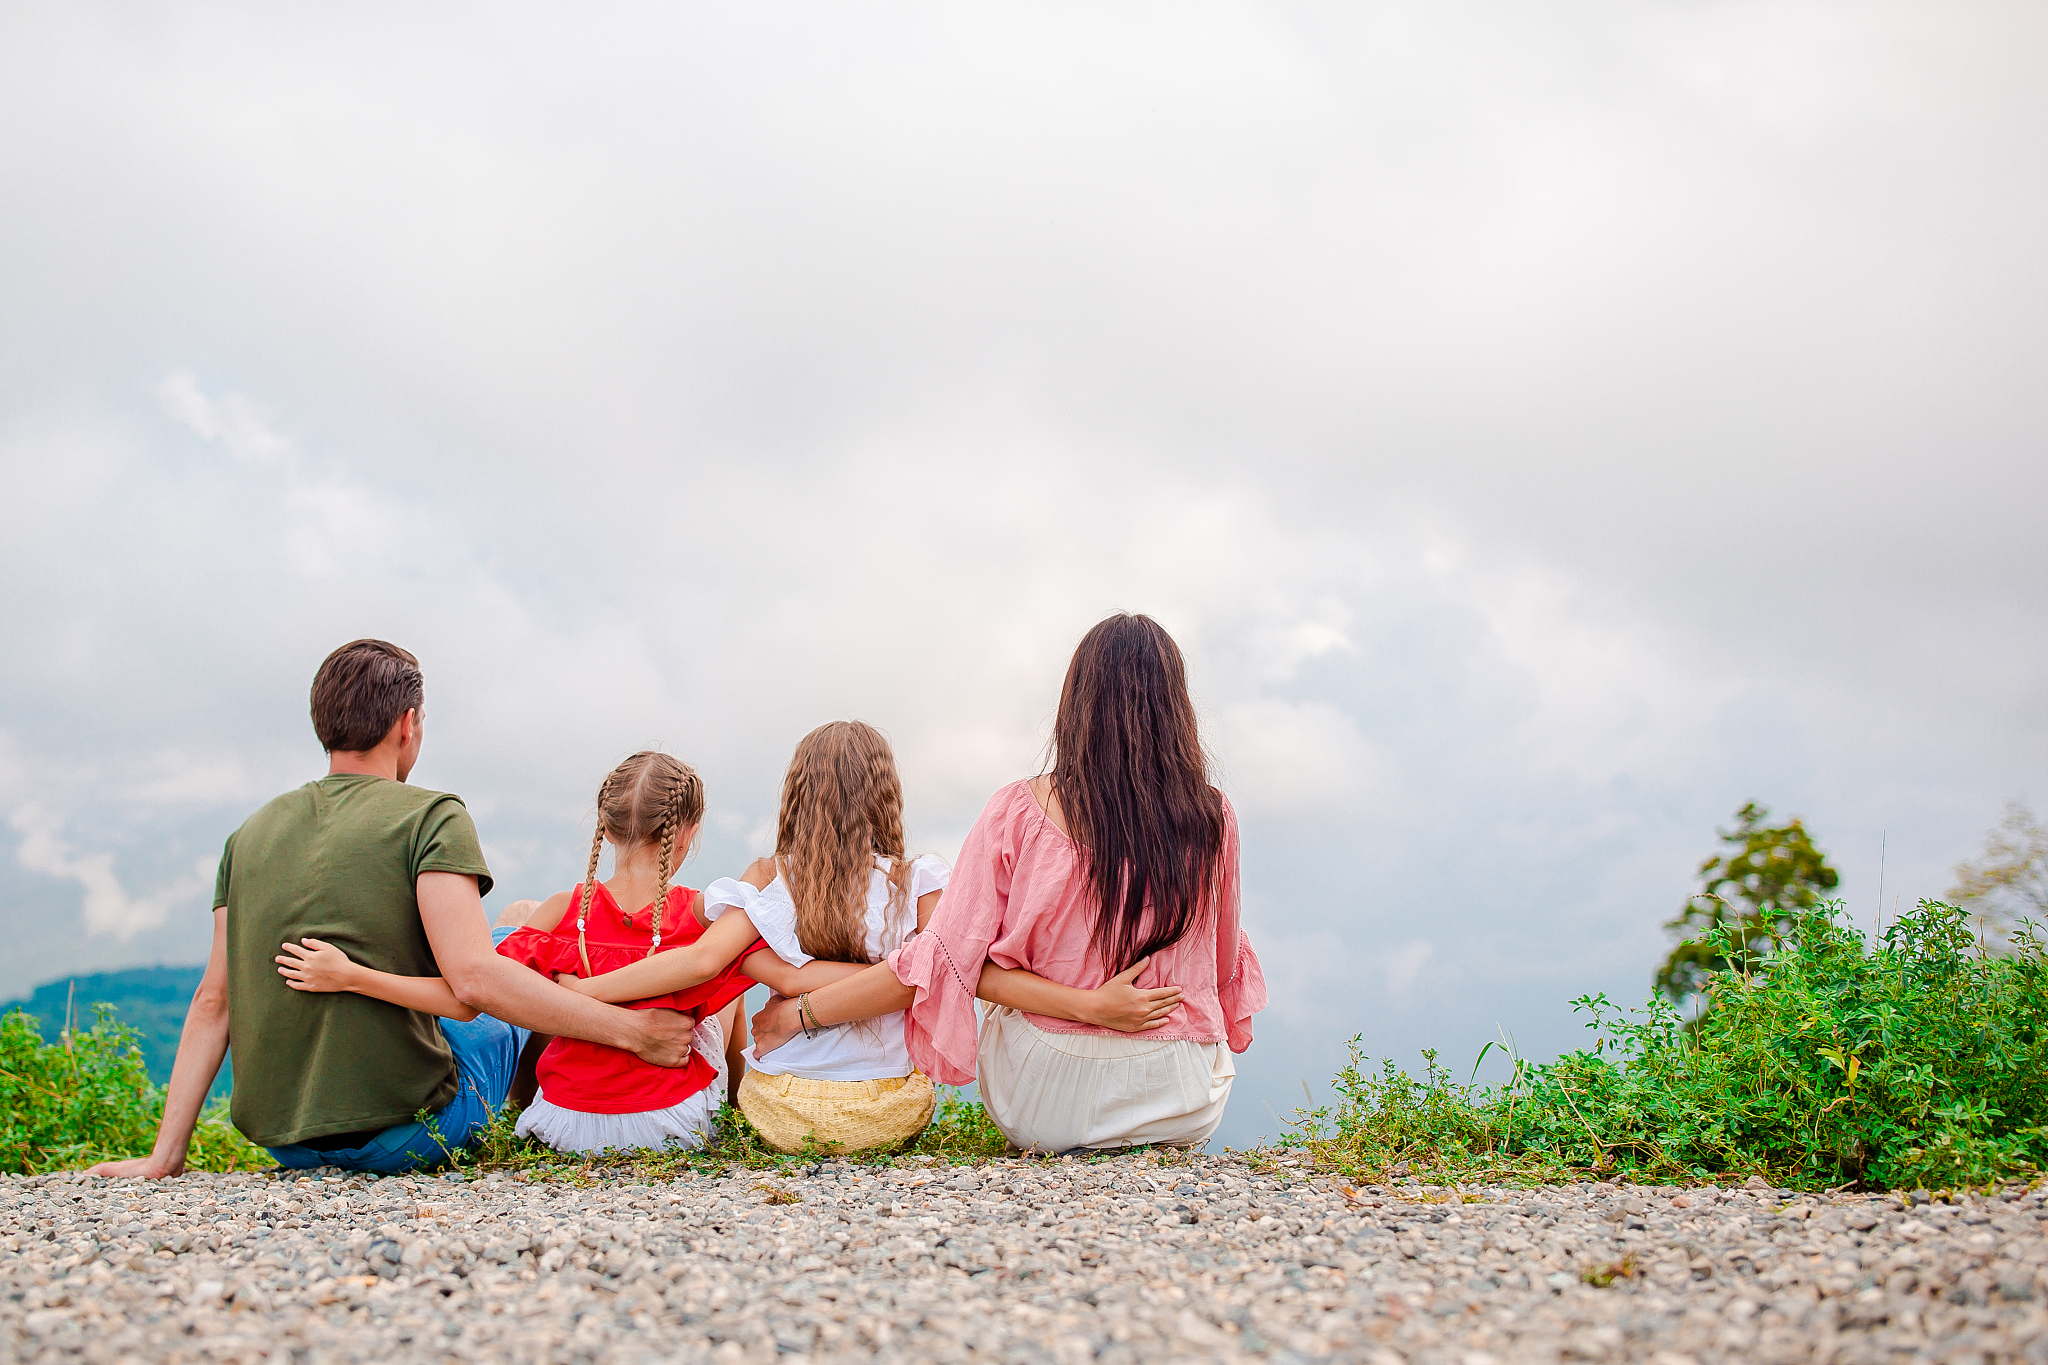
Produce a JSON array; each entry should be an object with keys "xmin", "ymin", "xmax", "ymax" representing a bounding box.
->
[{"xmin": 753, "ymin": 613, "xmax": 1266, "ymax": 1152}]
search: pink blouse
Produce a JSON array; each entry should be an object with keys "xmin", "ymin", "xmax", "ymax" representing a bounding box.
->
[{"xmin": 886, "ymin": 780, "xmax": 1267, "ymax": 1087}]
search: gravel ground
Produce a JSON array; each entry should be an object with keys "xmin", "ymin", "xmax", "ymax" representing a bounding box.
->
[{"xmin": 7, "ymin": 1153, "xmax": 2048, "ymax": 1364}]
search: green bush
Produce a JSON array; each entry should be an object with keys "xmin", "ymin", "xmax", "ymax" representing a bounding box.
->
[
  {"xmin": 1287, "ymin": 899, "xmax": 2048, "ymax": 1192},
  {"xmin": 0, "ymin": 1007, "xmax": 265, "ymax": 1175}
]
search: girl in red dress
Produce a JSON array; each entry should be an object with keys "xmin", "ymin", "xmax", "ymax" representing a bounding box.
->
[{"xmin": 487, "ymin": 750, "xmax": 761, "ymax": 1152}]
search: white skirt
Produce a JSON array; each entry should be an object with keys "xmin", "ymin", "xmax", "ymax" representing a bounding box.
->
[
  {"xmin": 975, "ymin": 1006, "xmax": 1234, "ymax": 1153},
  {"xmin": 515, "ymin": 1013, "xmax": 727, "ymax": 1154}
]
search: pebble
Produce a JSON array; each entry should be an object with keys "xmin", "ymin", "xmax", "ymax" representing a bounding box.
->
[{"xmin": 6, "ymin": 1155, "xmax": 2048, "ymax": 1363}]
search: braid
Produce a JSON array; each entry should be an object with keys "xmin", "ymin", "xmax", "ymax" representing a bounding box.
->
[
  {"xmin": 648, "ymin": 781, "xmax": 679, "ymax": 957},
  {"xmin": 576, "ymin": 771, "xmax": 616, "ymax": 978},
  {"xmin": 649, "ymin": 765, "xmax": 707, "ymax": 954}
]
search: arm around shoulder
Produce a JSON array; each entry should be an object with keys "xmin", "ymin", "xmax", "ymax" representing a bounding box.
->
[
  {"xmin": 416, "ymin": 872, "xmax": 694, "ymax": 1067},
  {"xmin": 567, "ymin": 908, "xmax": 764, "ymax": 1004}
]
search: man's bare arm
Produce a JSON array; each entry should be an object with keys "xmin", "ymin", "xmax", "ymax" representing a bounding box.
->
[
  {"xmin": 90, "ymin": 909, "xmax": 231, "ymax": 1179},
  {"xmin": 415, "ymin": 873, "xmax": 692, "ymax": 1067}
]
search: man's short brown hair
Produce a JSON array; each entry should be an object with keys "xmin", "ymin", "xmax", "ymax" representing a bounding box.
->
[{"xmin": 310, "ymin": 640, "xmax": 424, "ymax": 753}]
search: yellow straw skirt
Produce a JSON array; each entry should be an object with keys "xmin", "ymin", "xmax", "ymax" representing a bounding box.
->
[{"xmin": 736, "ymin": 1070, "xmax": 936, "ymax": 1154}]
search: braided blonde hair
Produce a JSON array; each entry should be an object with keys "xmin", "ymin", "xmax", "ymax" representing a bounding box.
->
[
  {"xmin": 775, "ymin": 721, "xmax": 914, "ymax": 964},
  {"xmin": 575, "ymin": 751, "xmax": 706, "ymax": 975}
]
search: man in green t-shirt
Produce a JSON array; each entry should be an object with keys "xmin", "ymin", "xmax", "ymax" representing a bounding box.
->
[{"xmin": 90, "ymin": 639, "xmax": 695, "ymax": 1177}]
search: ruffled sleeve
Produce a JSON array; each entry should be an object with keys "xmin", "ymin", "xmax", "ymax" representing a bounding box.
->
[
  {"xmin": 730, "ymin": 882, "xmax": 812, "ymax": 969},
  {"xmin": 702, "ymin": 877, "xmax": 757, "ymax": 922},
  {"xmin": 908, "ymin": 854, "xmax": 950, "ymax": 900},
  {"xmin": 886, "ymin": 787, "xmax": 1018, "ymax": 1086},
  {"xmin": 703, "ymin": 875, "xmax": 818, "ymax": 968},
  {"xmin": 1211, "ymin": 795, "xmax": 1266, "ymax": 1052},
  {"xmin": 495, "ymin": 925, "xmax": 584, "ymax": 976}
]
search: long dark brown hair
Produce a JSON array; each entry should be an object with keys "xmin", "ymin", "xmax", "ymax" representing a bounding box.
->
[{"xmin": 1049, "ymin": 614, "xmax": 1225, "ymax": 974}]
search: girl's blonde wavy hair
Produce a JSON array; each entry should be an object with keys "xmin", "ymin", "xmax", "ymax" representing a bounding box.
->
[
  {"xmin": 574, "ymin": 750, "xmax": 706, "ymax": 975},
  {"xmin": 775, "ymin": 721, "xmax": 913, "ymax": 964}
]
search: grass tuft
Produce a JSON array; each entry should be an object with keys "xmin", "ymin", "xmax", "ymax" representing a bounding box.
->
[
  {"xmin": 1580, "ymin": 1256, "xmax": 1640, "ymax": 1288},
  {"xmin": 0, "ymin": 1006, "xmax": 266, "ymax": 1175}
]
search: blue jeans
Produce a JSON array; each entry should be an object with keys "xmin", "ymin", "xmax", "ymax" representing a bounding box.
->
[{"xmin": 266, "ymin": 925, "xmax": 532, "ymax": 1174}]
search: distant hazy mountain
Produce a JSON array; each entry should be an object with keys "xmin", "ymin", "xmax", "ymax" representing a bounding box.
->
[{"xmin": 1, "ymin": 965, "xmax": 231, "ymax": 1099}]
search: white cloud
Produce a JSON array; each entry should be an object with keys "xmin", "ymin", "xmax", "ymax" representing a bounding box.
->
[
  {"xmin": 1382, "ymin": 940, "xmax": 1437, "ymax": 999},
  {"xmin": 10, "ymin": 806, "xmax": 215, "ymax": 940},
  {"xmin": 156, "ymin": 370, "xmax": 296, "ymax": 471},
  {"xmin": 1210, "ymin": 697, "xmax": 1395, "ymax": 819}
]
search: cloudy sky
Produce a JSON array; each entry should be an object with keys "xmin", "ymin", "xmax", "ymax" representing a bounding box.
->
[{"xmin": 2, "ymin": 2, "xmax": 2043, "ymax": 1146}]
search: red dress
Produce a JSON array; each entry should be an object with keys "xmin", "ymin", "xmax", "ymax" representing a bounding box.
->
[{"xmin": 496, "ymin": 884, "xmax": 764, "ymax": 1114}]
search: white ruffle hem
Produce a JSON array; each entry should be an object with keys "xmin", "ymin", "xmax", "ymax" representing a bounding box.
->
[{"xmin": 514, "ymin": 1014, "xmax": 727, "ymax": 1154}]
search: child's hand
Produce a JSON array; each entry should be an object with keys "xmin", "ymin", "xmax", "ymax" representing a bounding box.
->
[
  {"xmin": 1083, "ymin": 958, "xmax": 1183, "ymax": 1032},
  {"xmin": 751, "ymin": 994, "xmax": 803, "ymax": 1058},
  {"xmin": 554, "ymin": 972, "xmax": 594, "ymax": 995},
  {"xmin": 277, "ymin": 938, "xmax": 361, "ymax": 994}
]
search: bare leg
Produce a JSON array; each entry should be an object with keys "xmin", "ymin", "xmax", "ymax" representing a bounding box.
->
[
  {"xmin": 721, "ymin": 999, "xmax": 747, "ymax": 1107},
  {"xmin": 510, "ymin": 1031, "xmax": 550, "ymax": 1109}
]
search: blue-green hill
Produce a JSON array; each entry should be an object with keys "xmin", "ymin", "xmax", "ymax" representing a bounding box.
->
[{"xmin": 1, "ymin": 966, "xmax": 231, "ymax": 1099}]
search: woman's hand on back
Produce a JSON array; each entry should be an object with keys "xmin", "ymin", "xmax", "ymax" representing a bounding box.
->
[{"xmin": 1083, "ymin": 959, "xmax": 1182, "ymax": 1032}]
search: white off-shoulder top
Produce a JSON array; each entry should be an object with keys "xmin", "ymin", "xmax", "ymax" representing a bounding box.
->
[{"xmin": 704, "ymin": 854, "xmax": 950, "ymax": 1082}]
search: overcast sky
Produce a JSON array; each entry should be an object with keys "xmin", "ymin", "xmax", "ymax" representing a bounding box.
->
[{"xmin": 2, "ymin": 2, "xmax": 2043, "ymax": 1146}]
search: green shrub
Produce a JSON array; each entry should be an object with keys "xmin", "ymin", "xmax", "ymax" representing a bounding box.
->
[
  {"xmin": 1278, "ymin": 1045, "xmax": 1567, "ymax": 1188},
  {"xmin": 0, "ymin": 1007, "xmax": 265, "ymax": 1175},
  {"xmin": 1287, "ymin": 900, "xmax": 2048, "ymax": 1192},
  {"xmin": 908, "ymin": 1085, "xmax": 1010, "ymax": 1162}
]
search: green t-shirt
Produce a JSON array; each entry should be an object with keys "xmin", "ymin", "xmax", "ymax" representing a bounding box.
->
[{"xmin": 213, "ymin": 773, "xmax": 494, "ymax": 1148}]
